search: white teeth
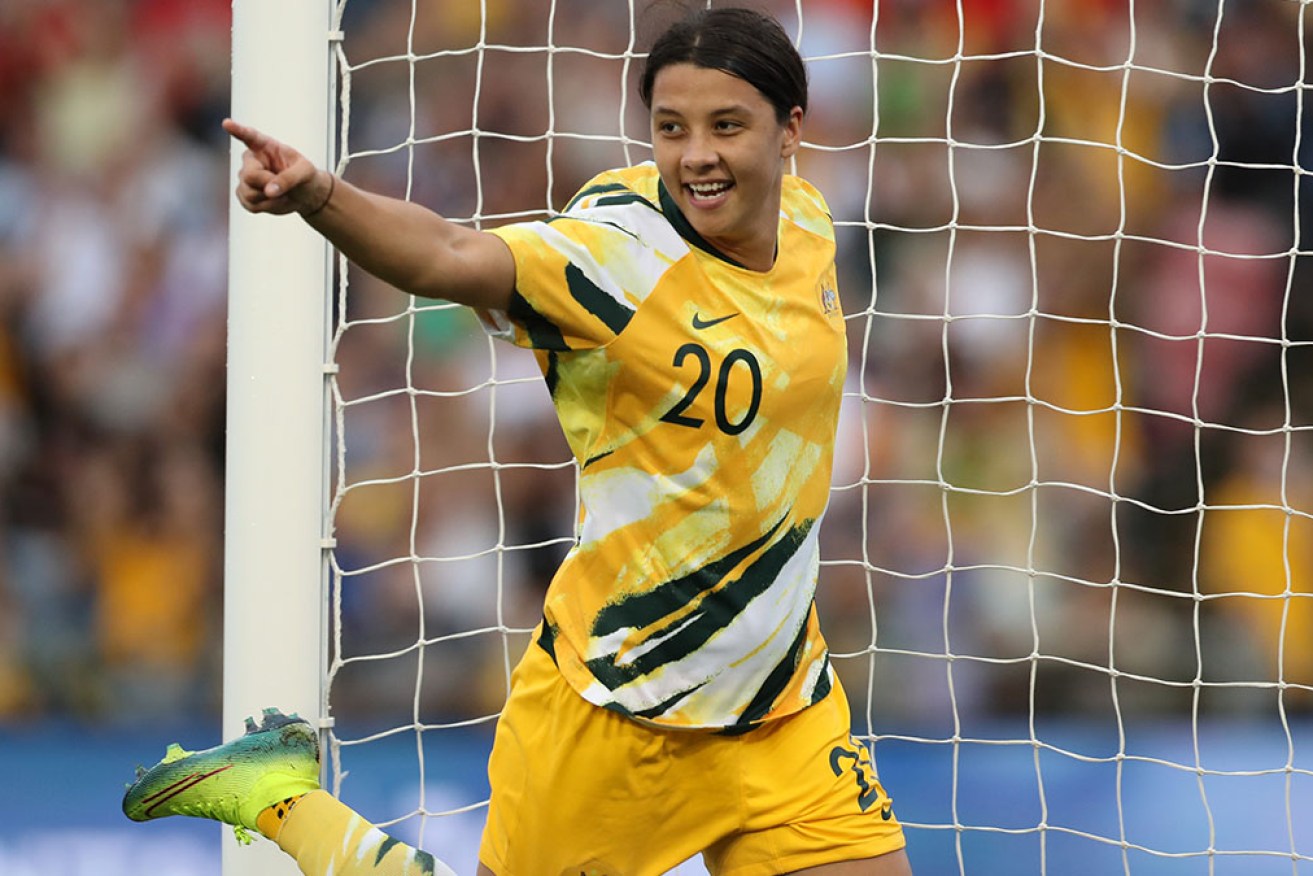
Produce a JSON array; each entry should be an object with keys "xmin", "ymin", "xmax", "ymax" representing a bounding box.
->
[{"xmin": 688, "ymin": 182, "xmax": 730, "ymax": 198}]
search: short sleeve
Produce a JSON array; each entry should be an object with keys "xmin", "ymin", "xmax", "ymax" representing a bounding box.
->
[{"xmin": 478, "ymin": 167, "xmax": 689, "ymax": 351}]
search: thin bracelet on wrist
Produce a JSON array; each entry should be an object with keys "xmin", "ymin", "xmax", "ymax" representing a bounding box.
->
[{"xmin": 302, "ymin": 172, "xmax": 336, "ymax": 218}]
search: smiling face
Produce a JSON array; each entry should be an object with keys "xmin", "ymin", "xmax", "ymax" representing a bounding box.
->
[{"xmin": 649, "ymin": 63, "xmax": 803, "ymax": 272}]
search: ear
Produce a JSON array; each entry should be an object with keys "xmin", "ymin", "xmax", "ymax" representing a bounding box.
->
[{"xmin": 780, "ymin": 106, "xmax": 804, "ymax": 159}]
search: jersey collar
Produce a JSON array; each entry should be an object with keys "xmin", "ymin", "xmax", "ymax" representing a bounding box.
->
[{"xmin": 656, "ymin": 178, "xmax": 750, "ymax": 270}]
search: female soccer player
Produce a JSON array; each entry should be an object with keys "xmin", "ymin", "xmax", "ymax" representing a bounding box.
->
[{"xmin": 124, "ymin": 8, "xmax": 912, "ymax": 875}]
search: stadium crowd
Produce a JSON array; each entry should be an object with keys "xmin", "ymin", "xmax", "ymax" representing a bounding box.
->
[{"xmin": 1, "ymin": 0, "xmax": 1311, "ymax": 732}]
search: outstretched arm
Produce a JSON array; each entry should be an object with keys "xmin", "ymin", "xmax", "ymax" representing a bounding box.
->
[{"xmin": 223, "ymin": 119, "xmax": 516, "ymax": 314}]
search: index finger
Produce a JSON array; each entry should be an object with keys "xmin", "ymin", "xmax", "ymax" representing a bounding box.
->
[{"xmin": 222, "ymin": 118, "xmax": 271, "ymax": 152}]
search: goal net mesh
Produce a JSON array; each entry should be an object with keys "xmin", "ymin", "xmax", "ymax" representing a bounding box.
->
[{"xmin": 319, "ymin": 0, "xmax": 1313, "ymax": 871}]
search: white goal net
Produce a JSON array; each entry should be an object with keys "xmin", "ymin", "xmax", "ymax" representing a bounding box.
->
[{"xmin": 293, "ymin": 0, "xmax": 1313, "ymax": 872}]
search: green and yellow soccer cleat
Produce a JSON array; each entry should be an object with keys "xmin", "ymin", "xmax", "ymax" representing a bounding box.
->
[{"xmin": 122, "ymin": 708, "xmax": 321, "ymax": 845}]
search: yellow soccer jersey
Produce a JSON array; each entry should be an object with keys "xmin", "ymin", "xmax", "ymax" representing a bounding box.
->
[{"xmin": 483, "ymin": 163, "xmax": 846, "ymax": 730}]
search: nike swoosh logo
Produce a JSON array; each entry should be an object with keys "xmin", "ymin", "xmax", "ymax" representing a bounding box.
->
[{"xmin": 691, "ymin": 312, "xmax": 739, "ymax": 330}]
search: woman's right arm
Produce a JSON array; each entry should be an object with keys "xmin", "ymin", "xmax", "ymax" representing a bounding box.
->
[{"xmin": 223, "ymin": 118, "xmax": 515, "ymax": 314}]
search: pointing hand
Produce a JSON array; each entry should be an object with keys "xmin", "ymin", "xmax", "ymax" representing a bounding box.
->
[{"xmin": 222, "ymin": 118, "xmax": 332, "ymax": 216}]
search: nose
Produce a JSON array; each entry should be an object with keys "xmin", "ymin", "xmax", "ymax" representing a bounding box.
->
[{"xmin": 681, "ymin": 129, "xmax": 718, "ymax": 173}]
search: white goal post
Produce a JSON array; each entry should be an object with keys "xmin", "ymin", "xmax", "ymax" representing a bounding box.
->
[
  {"xmin": 224, "ymin": 1, "xmax": 335, "ymax": 874},
  {"xmin": 224, "ymin": 1, "xmax": 1313, "ymax": 874}
]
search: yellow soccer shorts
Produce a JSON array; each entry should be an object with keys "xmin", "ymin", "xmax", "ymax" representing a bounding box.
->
[{"xmin": 479, "ymin": 634, "xmax": 906, "ymax": 876}]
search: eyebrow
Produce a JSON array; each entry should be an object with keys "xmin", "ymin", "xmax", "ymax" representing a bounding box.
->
[{"xmin": 651, "ymin": 103, "xmax": 754, "ymax": 118}]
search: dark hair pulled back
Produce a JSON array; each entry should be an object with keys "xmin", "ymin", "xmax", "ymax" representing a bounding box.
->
[{"xmin": 639, "ymin": 7, "xmax": 808, "ymax": 124}]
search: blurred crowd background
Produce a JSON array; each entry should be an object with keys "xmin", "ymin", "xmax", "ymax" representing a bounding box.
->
[{"xmin": 1, "ymin": 0, "xmax": 1311, "ymax": 737}]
